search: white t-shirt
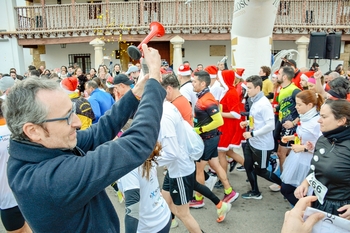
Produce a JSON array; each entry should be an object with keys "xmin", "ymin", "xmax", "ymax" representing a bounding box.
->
[
  {"xmin": 157, "ymin": 101, "xmax": 195, "ymax": 178},
  {"xmin": 210, "ymin": 80, "xmax": 225, "ymax": 101},
  {"xmin": 249, "ymin": 95, "xmax": 275, "ymax": 150},
  {"xmin": 119, "ymin": 164, "xmax": 170, "ymax": 233},
  {"xmin": 180, "ymin": 81, "xmax": 198, "ymax": 110},
  {"xmin": 0, "ymin": 124, "xmax": 17, "ymax": 209}
]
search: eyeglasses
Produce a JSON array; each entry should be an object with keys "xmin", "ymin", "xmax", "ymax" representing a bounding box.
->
[{"xmin": 43, "ymin": 102, "xmax": 76, "ymax": 125}]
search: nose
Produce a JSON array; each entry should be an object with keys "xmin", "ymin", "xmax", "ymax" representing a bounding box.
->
[{"xmin": 71, "ymin": 113, "xmax": 82, "ymax": 129}]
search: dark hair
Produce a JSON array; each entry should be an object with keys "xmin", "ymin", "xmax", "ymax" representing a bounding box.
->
[
  {"xmin": 324, "ymin": 71, "xmax": 332, "ymax": 76},
  {"xmin": 296, "ymin": 90, "xmax": 324, "ymax": 112},
  {"xmin": 328, "ymin": 77, "xmax": 350, "ymax": 99},
  {"xmin": 0, "ymin": 98, "xmax": 3, "ymax": 118},
  {"xmin": 281, "ymin": 66, "xmax": 294, "ymax": 81},
  {"xmin": 61, "ymin": 66, "xmax": 68, "ymax": 71},
  {"xmin": 9, "ymin": 71, "xmax": 16, "ymax": 75},
  {"xmin": 92, "ymin": 77, "xmax": 106, "ymax": 90},
  {"xmin": 161, "ymin": 74, "xmax": 180, "ymax": 88},
  {"xmin": 324, "ymin": 99, "xmax": 350, "ymax": 126},
  {"xmin": 28, "ymin": 65, "xmax": 36, "ymax": 71},
  {"xmin": 197, "ymin": 64, "xmax": 203, "ymax": 67},
  {"xmin": 246, "ymin": 75, "xmax": 263, "ymax": 90},
  {"xmin": 194, "ymin": 71, "xmax": 210, "ymax": 87},
  {"xmin": 260, "ymin": 66, "xmax": 271, "ymax": 77},
  {"xmin": 30, "ymin": 69, "xmax": 40, "ymax": 77},
  {"xmin": 10, "ymin": 68, "xmax": 16, "ymax": 73}
]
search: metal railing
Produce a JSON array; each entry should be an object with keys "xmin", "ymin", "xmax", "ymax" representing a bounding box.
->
[{"xmin": 14, "ymin": 0, "xmax": 350, "ymax": 33}]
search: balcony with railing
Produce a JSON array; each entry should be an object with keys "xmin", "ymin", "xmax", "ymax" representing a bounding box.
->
[{"xmin": 4, "ymin": 0, "xmax": 350, "ymax": 38}]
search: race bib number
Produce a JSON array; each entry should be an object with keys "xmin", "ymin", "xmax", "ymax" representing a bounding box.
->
[{"xmin": 306, "ymin": 173, "xmax": 328, "ymax": 205}]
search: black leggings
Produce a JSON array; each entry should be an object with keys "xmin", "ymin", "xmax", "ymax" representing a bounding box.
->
[
  {"xmin": 280, "ymin": 182, "xmax": 298, "ymax": 206},
  {"xmin": 158, "ymin": 215, "xmax": 171, "ymax": 233},
  {"xmin": 0, "ymin": 206, "xmax": 25, "ymax": 231},
  {"xmin": 193, "ymin": 169, "xmax": 220, "ymax": 205},
  {"xmin": 244, "ymin": 141, "xmax": 281, "ymax": 193}
]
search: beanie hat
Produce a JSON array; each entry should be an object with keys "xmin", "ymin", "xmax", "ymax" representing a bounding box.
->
[
  {"xmin": 308, "ymin": 77, "xmax": 316, "ymax": 84},
  {"xmin": 178, "ymin": 65, "xmax": 191, "ymax": 76},
  {"xmin": 0, "ymin": 76, "xmax": 15, "ymax": 92},
  {"xmin": 235, "ymin": 68, "xmax": 245, "ymax": 79},
  {"xmin": 60, "ymin": 76, "xmax": 78, "ymax": 94},
  {"xmin": 204, "ymin": 65, "xmax": 218, "ymax": 79}
]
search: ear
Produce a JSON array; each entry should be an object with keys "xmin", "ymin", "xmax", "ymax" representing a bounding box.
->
[
  {"xmin": 338, "ymin": 117, "xmax": 347, "ymax": 127},
  {"xmin": 22, "ymin": 123, "xmax": 44, "ymax": 142}
]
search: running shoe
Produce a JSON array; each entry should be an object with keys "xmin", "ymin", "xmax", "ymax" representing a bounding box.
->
[
  {"xmin": 222, "ymin": 191, "xmax": 239, "ymax": 203},
  {"xmin": 236, "ymin": 165, "xmax": 245, "ymax": 172},
  {"xmin": 204, "ymin": 175, "xmax": 217, "ymax": 191},
  {"xmin": 241, "ymin": 191, "xmax": 262, "ymax": 199},
  {"xmin": 207, "ymin": 169, "xmax": 217, "ymax": 177},
  {"xmin": 189, "ymin": 199, "xmax": 205, "ymax": 208},
  {"xmin": 217, "ymin": 202, "xmax": 232, "ymax": 223},
  {"xmin": 170, "ymin": 219, "xmax": 178, "ymax": 229},
  {"xmin": 269, "ymin": 183, "xmax": 281, "ymax": 192},
  {"xmin": 214, "ymin": 180, "xmax": 224, "ymax": 189},
  {"xmin": 229, "ymin": 160, "xmax": 237, "ymax": 172}
]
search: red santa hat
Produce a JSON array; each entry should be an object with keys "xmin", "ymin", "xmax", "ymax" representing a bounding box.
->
[
  {"xmin": 204, "ymin": 65, "xmax": 218, "ymax": 79},
  {"xmin": 178, "ymin": 64, "xmax": 191, "ymax": 76},
  {"xmin": 235, "ymin": 68, "xmax": 245, "ymax": 79},
  {"xmin": 60, "ymin": 77, "xmax": 78, "ymax": 94}
]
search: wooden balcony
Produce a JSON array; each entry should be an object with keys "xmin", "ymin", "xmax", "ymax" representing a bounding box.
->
[{"xmin": 2, "ymin": 0, "xmax": 350, "ymax": 39}]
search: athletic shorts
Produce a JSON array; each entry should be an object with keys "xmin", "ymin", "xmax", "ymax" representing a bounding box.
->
[
  {"xmin": 198, "ymin": 135, "xmax": 219, "ymax": 161},
  {"xmin": 162, "ymin": 171, "xmax": 195, "ymax": 206},
  {"xmin": 0, "ymin": 206, "xmax": 25, "ymax": 231},
  {"xmin": 244, "ymin": 141, "xmax": 272, "ymax": 169}
]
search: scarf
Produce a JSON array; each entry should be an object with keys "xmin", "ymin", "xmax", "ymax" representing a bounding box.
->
[
  {"xmin": 251, "ymin": 91, "xmax": 264, "ymax": 103},
  {"xmin": 299, "ymin": 107, "xmax": 318, "ymax": 122},
  {"xmin": 323, "ymin": 126, "xmax": 350, "ymax": 143},
  {"xmin": 196, "ymin": 87, "xmax": 210, "ymax": 99}
]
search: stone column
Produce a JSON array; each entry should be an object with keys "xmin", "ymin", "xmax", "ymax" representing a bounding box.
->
[
  {"xmin": 170, "ymin": 35, "xmax": 185, "ymax": 75},
  {"xmin": 90, "ymin": 38, "xmax": 106, "ymax": 69},
  {"xmin": 295, "ymin": 36, "xmax": 310, "ymax": 69}
]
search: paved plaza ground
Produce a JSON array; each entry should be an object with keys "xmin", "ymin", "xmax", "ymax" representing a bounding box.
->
[{"xmin": 0, "ymin": 165, "xmax": 291, "ymax": 233}]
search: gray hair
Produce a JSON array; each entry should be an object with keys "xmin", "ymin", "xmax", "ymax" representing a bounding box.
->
[
  {"xmin": 329, "ymin": 72, "xmax": 340, "ymax": 80},
  {"xmin": 3, "ymin": 78, "xmax": 61, "ymax": 140}
]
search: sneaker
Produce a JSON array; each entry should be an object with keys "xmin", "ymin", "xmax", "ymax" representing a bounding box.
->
[
  {"xmin": 207, "ymin": 169, "xmax": 217, "ymax": 177},
  {"xmin": 189, "ymin": 199, "xmax": 205, "ymax": 208},
  {"xmin": 236, "ymin": 165, "xmax": 245, "ymax": 172},
  {"xmin": 241, "ymin": 191, "xmax": 262, "ymax": 199},
  {"xmin": 214, "ymin": 180, "xmax": 224, "ymax": 189},
  {"xmin": 229, "ymin": 160, "xmax": 237, "ymax": 172},
  {"xmin": 222, "ymin": 191, "xmax": 239, "ymax": 203},
  {"xmin": 217, "ymin": 202, "xmax": 232, "ymax": 223},
  {"xmin": 170, "ymin": 219, "xmax": 178, "ymax": 228},
  {"xmin": 205, "ymin": 175, "xmax": 217, "ymax": 191},
  {"xmin": 269, "ymin": 183, "xmax": 281, "ymax": 192}
]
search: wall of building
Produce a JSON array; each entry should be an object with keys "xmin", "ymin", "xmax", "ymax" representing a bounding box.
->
[{"xmin": 0, "ymin": 0, "xmax": 32, "ymax": 75}]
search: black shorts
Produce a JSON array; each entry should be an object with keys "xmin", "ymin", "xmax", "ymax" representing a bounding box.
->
[
  {"xmin": 0, "ymin": 206, "xmax": 25, "ymax": 231},
  {"xmin": 198, "ymin": 135, "xmax": 219, "ymax": 161},
  {"xmin": 162, "ymin": 171, "xmax": 195, "ymax": 205}
]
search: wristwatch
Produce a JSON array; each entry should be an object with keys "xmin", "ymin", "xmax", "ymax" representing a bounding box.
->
[
  {"xmin": 304, "ymin": 147, "xmax": 308, "ymax": 152},
  {"xmin": 199, "ymin": 127, "xmax": 204, "ymax": 133}
]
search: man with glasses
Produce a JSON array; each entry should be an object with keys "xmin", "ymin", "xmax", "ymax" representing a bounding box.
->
[{"xmin": 3, "ymin": 44, "xmax": 166, "ymax": 233}]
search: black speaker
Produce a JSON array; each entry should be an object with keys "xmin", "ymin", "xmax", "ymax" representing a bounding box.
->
[
  {"xmin": 326, "ymin": 32, "xmax": 342, "ymax": 59},
  {"xmin": 308, "ymin": 32, "xmax": 327, "ymax": 59}
]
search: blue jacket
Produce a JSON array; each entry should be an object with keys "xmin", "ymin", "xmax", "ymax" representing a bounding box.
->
[
  {"xmin": 88, "ymin": 88, "xmax": 115, "ymax": 123},
  {"xmin": 7, "ymin": 79, "xmax": 166, "ymax": 233}
]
